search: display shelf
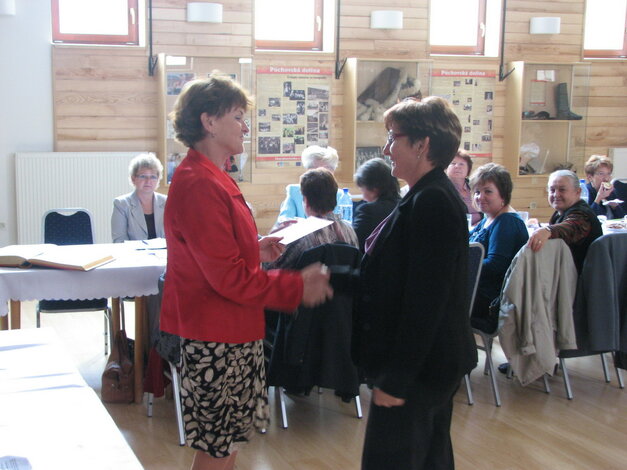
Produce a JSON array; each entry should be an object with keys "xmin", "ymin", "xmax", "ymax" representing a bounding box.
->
[
  {"xmin": 340, "ymin": 58, "xmax": 432, "ymax": 181},
  {"xmin": 503, "ymin": 61, "xmax": 590, "ymax": 177}
]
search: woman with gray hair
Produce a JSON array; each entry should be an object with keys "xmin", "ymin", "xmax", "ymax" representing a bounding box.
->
[
  {"xmin": 111, "ymin": 152, "xmax": 166, "ymax": 243},
  {"xmin": 275, "ymin": 145, "xmax": 343, "ymax": 222},
  {"xmin": 527, "ymin": 169, "xmax": 602, "ymax": 273}
]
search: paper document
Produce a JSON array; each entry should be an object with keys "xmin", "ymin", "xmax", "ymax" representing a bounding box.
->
[
  {"xmin": 123, "ymin": 238, "xmax": 167, "ymax": 250},
  {"xmin": 270, "ymin": 217, "xmax": 334, "ymax": 245}
]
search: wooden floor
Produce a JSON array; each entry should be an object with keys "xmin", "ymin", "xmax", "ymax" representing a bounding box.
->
[{"xmin": 15, "ymin": 301, "xmax": 627, "ymax": 470}]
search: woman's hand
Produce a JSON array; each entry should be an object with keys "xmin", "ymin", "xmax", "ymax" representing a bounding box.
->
[
  {"xmin": 300, "ymin": 262, "xmax": 333, "ymax": 307},
  {"xmin": 527, "ymin": 226, "xmax": 551, "ymax": 252},
  {"xmin": 372, "ymin": 387, "xmax": 405, "ymax": 407},
  {"xmin": 259, "ymin": 236, "xmax": 285, "ymax": 262},
  {"xmin": 595, "ymin": 182, "xmax": 613, "ymax": 204}
]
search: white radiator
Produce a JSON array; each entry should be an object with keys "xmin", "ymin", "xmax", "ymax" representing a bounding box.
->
[{"xmin": 15, "ymin": 152, "xmax": 145, "ymax": 244}]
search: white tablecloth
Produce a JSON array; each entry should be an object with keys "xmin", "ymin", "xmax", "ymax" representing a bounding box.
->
[
  {"xmin": 0, "ymin": 328, "xmax": 144, "ymax": 469},
  {"xmin": 0, "ymin": 244, "xmax": 166, "ymax": 317}
]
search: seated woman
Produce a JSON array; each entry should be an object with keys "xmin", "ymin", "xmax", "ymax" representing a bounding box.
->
[
  {"xmin": 275, "ymin": 145, "xmax": 343, "ymax": 223},
  {"xmin": 528, "ymin": 169, "xmax": 603, "ymax": 274},
  {"xmin": 266, "ymin": 167, "xmax": 358, "ymax": 270},
  {"xmin": 469, "ymin": 163, "xmax": 529, "ymax": 334},
  {"xmin": 111, "ymin": 152, "xmax": 167, "ymax": 348},
  {"xmin": 111, "ymin": 153, "xmax": 167, "ymax": 243},
  {"xmin": 447, "ymin": 149, "xmax": 482, "ymax": 226},
  {"xmin": 352, "ymin": 158, "xmax": 400, "ymax": 252},
  {"xmin": 584, "ymin": 154, "xmax": 625, "ymax": 219}
]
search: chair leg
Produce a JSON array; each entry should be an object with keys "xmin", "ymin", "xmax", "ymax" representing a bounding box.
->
[
  {"xmin": 463, "ymin": 374, "xmax": 474, "ymax": 405},
  {"xmin": 36, "ymin": 310, "xmax": 41, "ymax": 328},
  {"xmin": 481, "ymin": 335, "xmax": 501, "ymax": 407},
  {"xmin": 542, "ymin": 374, "xmax": 551, "ymax": 394},
  {"xmin": 277, "ymin": 387, "xmax": 288, "ymax": 429},
  {"xmin": 560, "ymin": 358, "xmax": 574, "ymax": 400},
  {"xmin": 354, "ymin": 393, "xmax": 363, "ymax": 418},
  {"xmin": 613, "ymin": 353, "xmax": 625, "ymax": 389},
  {"xmin": 600, "ymin": 353, "xmax": 611, "ymax": 383},
  {"xmin": 169, "ymin": 362, "xmax": 186, "ymax": 446},
  {"xmin": 147, "ymin": 393, "xmax": 154, "ymax": 417}
]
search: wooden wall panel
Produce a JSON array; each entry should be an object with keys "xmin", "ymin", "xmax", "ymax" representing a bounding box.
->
[{"xmin": 51, "ymin": 0, "xmax": 627, "ymax": 233}]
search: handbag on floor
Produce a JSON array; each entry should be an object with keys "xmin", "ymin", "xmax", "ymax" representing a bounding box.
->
[{"xmin": 101, "ymin": 329, "xmax": 134, "ymax": 403}]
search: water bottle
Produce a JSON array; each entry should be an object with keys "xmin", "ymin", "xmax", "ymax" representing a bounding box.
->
[
  {"xmin": 579, "ymin": 179, "xmax": 589, "ymax": 203},
  {"xmin": 339, "ymin": 188, "xmax": 353, "ymax": 224}
]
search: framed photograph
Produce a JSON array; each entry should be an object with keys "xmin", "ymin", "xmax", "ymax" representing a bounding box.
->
[{"xmin": 356, "ymin": 146, "xmax": 383, "ymax": 169}]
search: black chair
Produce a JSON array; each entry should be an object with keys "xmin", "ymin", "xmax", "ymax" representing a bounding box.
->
[
  {"xmin": 265, "ymin": 243, "xmax": 362, "ymax": 429},
  {"xmin": 611, "ymin": 178, "xmax": 627, "ymax": 204},
  {"xmin": 463, "ymin": 242, "xmax": 485, "ymax": 406},
  {"xmin": 36, "ymin": 208, "xmax": 112, "ymax": 355}
]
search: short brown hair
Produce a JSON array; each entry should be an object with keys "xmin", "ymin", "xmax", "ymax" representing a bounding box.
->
[
  {"xmin": 584, "ymin": 154, "xmax": 613, "ymax": 177},
  {"xmin": 300, "ymin": 168, "xmax": 339, "ymax": 215},
  {"xmin": 383, "ymin": 96, "xmax": 462, "ymax": 169},
  {"xmin": 169, "ymin": 74, "xmax": 253, "ymax": 148},
  {"xmin": 469, "ymin": 163, "xmax": 514, "ymax": 206},
  {"xmin": 455, "ymin": 149, "xmax": 473, "ymax": 176}
]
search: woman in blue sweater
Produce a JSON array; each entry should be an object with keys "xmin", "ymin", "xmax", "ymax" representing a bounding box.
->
[{"xmin": 469, "ymin": 163, "xmax": 529, "ymax": 334}]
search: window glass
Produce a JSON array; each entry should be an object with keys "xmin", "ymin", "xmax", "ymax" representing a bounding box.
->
[
  {"xmin": 430, "ymin": 0, "xmax": 489, "ymax": 55},
  {"xmin": 52, "ymin": 0, "xmax": 139, "ymax": 45},
  {"xmin": 584, "ymin": 0, "xmax": 627, "ymax": 57},
  {"xmin": 255, "ymin": 0, "xmax": 323, "ymax": 51}
]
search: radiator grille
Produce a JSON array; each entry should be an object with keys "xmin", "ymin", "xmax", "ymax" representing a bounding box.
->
[{"xmin": 16, "ymin": 152, "xmax": 143, "ymax": 244}]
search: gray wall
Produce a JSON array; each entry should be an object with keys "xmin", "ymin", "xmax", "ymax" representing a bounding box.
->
[{"xmin": 0, "ymin": 0, "xmax": 53, "ymax": 246}]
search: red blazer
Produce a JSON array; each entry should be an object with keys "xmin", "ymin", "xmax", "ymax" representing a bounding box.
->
[{"xmin": 161, "ymin": 148, "xmax": 303, "ymax": 343}]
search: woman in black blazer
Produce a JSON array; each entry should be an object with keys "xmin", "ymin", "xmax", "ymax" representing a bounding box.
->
[
  {"xmin": 353, "ymin": 158, "xmax": 400, "ymax": 252},
  {"xmin": 353, "ymin": 97, "xmax": 477, "ymax": 470}
]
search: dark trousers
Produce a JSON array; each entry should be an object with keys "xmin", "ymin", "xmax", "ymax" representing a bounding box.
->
[{"xmin": 361, "ymin": 386, "xmax": 457, "ymax": 470}]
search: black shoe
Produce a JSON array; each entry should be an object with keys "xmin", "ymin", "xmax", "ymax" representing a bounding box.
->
[{"xmin": 497, "ymin": 362, "xmax": 510, "ymax": 374}]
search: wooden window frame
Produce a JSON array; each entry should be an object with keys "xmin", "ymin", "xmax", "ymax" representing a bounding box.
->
[
  {"xmin": 584, "ymin": 6, "xmax": 627, "ymax": 58},
  {"xmin": 430, "ymin": 0, "xmax": 487, "ymax": 56},
  {"xmin": 255, "ymin": 0, "xmax": 323, "ymax": 51},
  {"xmin": 51, "ymin": 0, "xmax": 139, "ymax": 46}
]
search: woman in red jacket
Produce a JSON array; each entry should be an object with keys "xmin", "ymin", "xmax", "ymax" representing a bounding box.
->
[{"xmin": 161, "ymin": 75, "xmax": 332, "ymax": 470}]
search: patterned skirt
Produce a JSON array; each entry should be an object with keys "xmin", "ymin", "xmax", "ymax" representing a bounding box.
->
[{"xmin": 180, "ymin": 339, "xmax": 269, "ymax": 458}]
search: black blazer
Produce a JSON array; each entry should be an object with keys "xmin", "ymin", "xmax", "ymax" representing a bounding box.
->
[
  {"xmin": 266, "ymin": 243, "xmax": 362, "ymax": 396},
  {"xmin": 352, "ymin": 168, "xmax": 477, "ymax": 402},
  {"xmin": 353, "ymin": 196, "xmax": 400, "ymax": 252}
]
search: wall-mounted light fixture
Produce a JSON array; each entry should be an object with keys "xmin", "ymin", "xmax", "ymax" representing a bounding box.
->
[
  {"xmin": 0, "ymin": 0, "xmax": 16, "ymax": 15},
  {"xmin": 187, "ymin": 2, "xmax": 223, "ymax": 23},
  {"xmin": 370, "ymin": 10, "xmax": 403, "ymax": 30},
  {"xmin": 529, "ymin": 17, "xmax": 561, "ymax": 35}
]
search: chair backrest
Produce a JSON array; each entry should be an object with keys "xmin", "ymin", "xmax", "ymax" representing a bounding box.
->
[
  {"xmin": 467, "ymin": 242, "xmax": 485, "ymax": 317},
  {"xmin": 267, "ymin": 242, "xmax": 361, "ymax": 396},
  {"xmin": 612, "ymin": 178, "xmax": 627, "ymax": 201},
  {"xmin": 42, "ymin": 208, "xmax": 95, "ymax": 245}
]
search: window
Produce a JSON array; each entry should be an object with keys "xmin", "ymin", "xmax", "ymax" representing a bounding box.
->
[
  {"xmin": 255, "ymin": 0, "xmax": 323, "ymax": 51},
  {"xmin": 52, "ymin": 0, "xmax": 139, "ymax": 46},
  {"xmin": 430, "ymin": 0, "xmax": 487, "ymax": 55},
  {"xmin": 584, "ymin": 0, "xmax": 627, "ymax": 58}
]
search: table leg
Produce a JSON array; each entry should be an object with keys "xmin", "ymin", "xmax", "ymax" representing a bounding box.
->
[
  {"xmin": 134, "ymin": 296, "xmax": 145, "ymax": 404},
  {"xmin": 111, "ymin": 297, "xmax": 121, "ymax": 336},
  {"xmin": 0, "ymin": 313, "xmax": 7, "ymax": 330},
  {"xmin": 10, "ymin": 300, "xmax": 21, "ymax": 330}
]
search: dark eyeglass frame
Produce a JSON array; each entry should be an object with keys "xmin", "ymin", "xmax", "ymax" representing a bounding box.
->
[
  {"xmin": 136, "ymin": 174, "xmax": 159, "ymax": 181},
  {"xmin": 386, "ymin": 130, "xmax": 407, "ymax": 146}
]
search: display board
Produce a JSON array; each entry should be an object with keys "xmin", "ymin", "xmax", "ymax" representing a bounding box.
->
[
  {"xmin": 255, "ymin": 66, "xmax": 333, "ymax": 168},
  {"xmin": 431, "ymin": 69, "xmax": 496, "ymax": 158}
]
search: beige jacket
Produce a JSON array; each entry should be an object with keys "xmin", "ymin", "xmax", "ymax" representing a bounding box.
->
[{"xmin": 498, "ymin": 239, "xmax": 578, "ymax": 386}]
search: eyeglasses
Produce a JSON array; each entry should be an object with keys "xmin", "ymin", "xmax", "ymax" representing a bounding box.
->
[
  {"xmin": 136, "ymin": 174, "xmax": 159, "ymax": 181},
  {"xmin": 594, "ymin": 172, "xmax": 611, "ymax": 178},
  {"xmin": 386, "ymin": 130, "xmax": 407, "ymax": 146}
]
